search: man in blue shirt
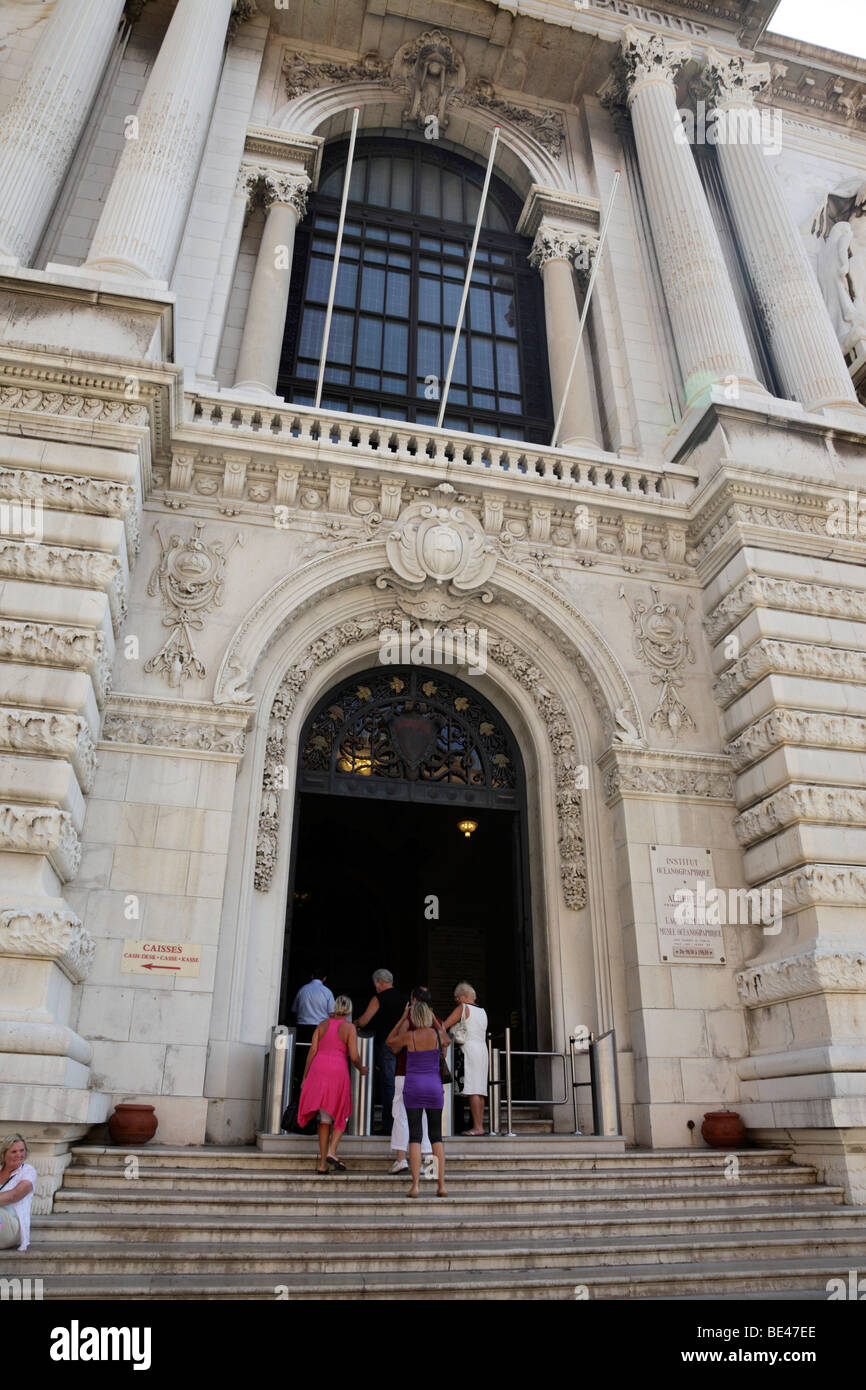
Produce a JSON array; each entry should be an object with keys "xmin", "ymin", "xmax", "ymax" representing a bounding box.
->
[{"xmin": 291, "ymin": 971, "xmax": 335, "ymax": 1040}]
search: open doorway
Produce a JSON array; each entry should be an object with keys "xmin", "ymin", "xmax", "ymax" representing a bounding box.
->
[{"xmin": 279, "ymin": 666, "xmax": 535, "ymax": 1048}]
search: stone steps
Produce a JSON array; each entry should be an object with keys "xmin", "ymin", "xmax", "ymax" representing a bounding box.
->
[
  {"xmin": 18, "ymin": 1256, "xmax": 860, "ymax": 1300},
  {"xmin": 20, "ymin": 1226, "xmax": 866, "ymax": 1277},
  {"xmin": 31, "ymin": 1202, "xmax": 855, "ymax": 1246},
  {"xmin": 12, "ymin": 1141, "xmax": 863, "ymax": 1300}
]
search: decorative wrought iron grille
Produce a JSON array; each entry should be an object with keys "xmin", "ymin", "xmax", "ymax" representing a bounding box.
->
[{"xmin": 298, "ymin": 666, "xmax": 522, "ymax": 807}]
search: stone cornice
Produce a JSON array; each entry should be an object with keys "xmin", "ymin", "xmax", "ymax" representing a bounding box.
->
[
  {"xmin": 516, "ymin": 185, "xmax": 601, "ymax": 242},
  {"xmin": 101, "ymin": 693, "xmax": 254, "ymax": 759},
  {"xmin": 714, "ymin": 637, "xmax": 866, "ymax": 707},
  {"xmin": 737, "ymin": 943, "xmax": 866, "ymax": 1006},
  {"xmin": 0, "ymin": 905, "xmax": 93, "ymax": 983},
  {"xmin": 0, "ymin": 343, "xmax": 183, "ymax": 470},
  {"xmin": 597, "ymin": 745, "xmax": 735, "ymax": 804},
  {"xmin": 243, "ymin": 127, "xmax": 323, "ymax": 187},
  {"xmin": 0, "ymin": 709, "xmax": 96, "ymax": 793},
  {"xmin": 704, "ymin": 573, "xmax": 866, "ymax": 645},
  {"xmin": 735, "ymin": 784, "xmax": 866, "ymax": 847},
  {"xmin": 0, "ymin": 806, "xmax": 80, "ymax": 882},
  {"xmin": 726, "ymin": 710, "xmax": 866, "ymax": 772}
]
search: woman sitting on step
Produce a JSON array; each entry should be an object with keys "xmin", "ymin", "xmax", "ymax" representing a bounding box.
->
[
  {"xmin": 0, "ymin": 1133, "xmax": 37, "ymax": 1252},
  {"xmin": 297, "ymin": 996, "xmax": 368, "ymax": 1174}
]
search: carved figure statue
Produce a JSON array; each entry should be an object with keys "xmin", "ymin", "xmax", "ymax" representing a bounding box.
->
[{"xmin": 811, "ymin": 180, "xmax": 866, "ymax": 352}]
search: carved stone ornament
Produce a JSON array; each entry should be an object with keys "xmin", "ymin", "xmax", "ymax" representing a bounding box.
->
[
  {"xmin": 254, "ymin": 613, "xmax": 586, "ymax": 910},
  {"xmin": 699, "ymin": 49, "xmax": 771, "ymax": 109},
  {"xmin": 735, "ymin": 785, "xmax": 866, "ymax": 849},
  {"xmin": 0, "ymin": 806, "xmax": 80, "ymax": 882},
  {"xmin": 101, "ymin": 692, "xmax": 250, "ymax": 758},
  {"xmin": 737, "ymin": 945, "xmax": 866, "ymax": 1007},
  {"xmin": 528, "ymin": 224, "xmax": 598, "ymax": 279},
  {"xmin": 726, "ymin": 709, "xmax": 866, "ymax": 773},
  {"xmin": 600, "ymin": 747, "xmax": 734, "ymax": 804},
  {"xmin": 714, "ymin": 638, "xmax": 866, "ymax": 708},
  {"xmin": 392, "ymin": 29, "xmax": 465, "ymax": 131},
  {"xmin": 237, "ymin": 163, "xmax": 310, "ymax": 217},
  {"xmin": 0, "ymin": 906, "xmax": 94, "ymax": 983},
  {"xmin": 810, "ymin": 178, "xmax": 866, "ymax": 356},
  {"xmin": 227, "ymin": 0, "xmax": 257, "ymax": 40},
  {"xmin": 144, "ymin": 523, "xmax": 243, "ymax": 689},
  {"xmin": 281, "ymin": 44, "xmax": 565, "ymax": 156},
  {"xmin": 620, "ymin": 585, "xmax": 696, "ymax": 740},
  {"xmin": 605, "ymin": 26, "xmax": 691, "ymax": 107},
  {"xmin": 376, "ymin": 488, "xmax": 497, "ymax": 618},
  {"xmin": 0, "ymin": 709, "xmax": 96, "ymax": 793}
]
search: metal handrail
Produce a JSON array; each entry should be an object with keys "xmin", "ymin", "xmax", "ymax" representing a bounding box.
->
[{"xmin": 490, "ymin": 1025, "xmax": 622, "ymax": 1140}]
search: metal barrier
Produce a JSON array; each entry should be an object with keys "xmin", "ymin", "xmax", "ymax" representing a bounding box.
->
[
  {"xmin": 590, "ymin": 1028, "xmax": 622, "ymax": 1137},
  {"xmin": 441, "ymin": 1040, "xmax": 454, "ymax": 1139},
  {"xmin": 261, "ymin": 1024, "xmax": 293, "ymax": 1135},
  {"xmin": 490, "ymin": 1026, "xmax": 622, "ymax": 1139},
  {"xmin": 346, "ymin": 1034, "xmax": 375, "ymax": 1136}
]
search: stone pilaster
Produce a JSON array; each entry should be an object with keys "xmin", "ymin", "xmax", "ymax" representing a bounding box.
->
[
  {"xmin": 233, "ymin": 168, "xmax": 310, "ymax": 397},
  {"xmin": 83, "ymin": 0, "xmax": 234, "ymax": 283},
  {"xmin": 0, "ymin": 0, "xmax": 125, "ymax": 266},
  {"xmin": 701, "ymin": 50, "xmax": 865, "ymax": 420},
  {"xmin": 611, "ymin": 27, "xmax": 765, "ymax": 408}
]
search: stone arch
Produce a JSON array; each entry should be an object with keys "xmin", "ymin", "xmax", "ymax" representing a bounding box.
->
[
  {"xmin": 273, "ymin": 82, "xmax": 569, "ymax": 198},
  {"xmin": 214, "ymin": 545, "xmax": 645, "ymax": 748}
]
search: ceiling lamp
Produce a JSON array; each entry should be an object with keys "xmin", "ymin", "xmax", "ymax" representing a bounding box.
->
[{"xmin": 458, "ymin": 819, "xmax": 478, "ymax": 839}]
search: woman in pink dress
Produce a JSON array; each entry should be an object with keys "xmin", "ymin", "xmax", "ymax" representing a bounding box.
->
[{"xmin": 298, "ymin": 996, "xmax": 368, "ymax": 1173}]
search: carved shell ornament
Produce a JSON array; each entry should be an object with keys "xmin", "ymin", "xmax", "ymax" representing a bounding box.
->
[{"xmin": 383, "ymin": 493, "xmax": 497, "ymax": 593}]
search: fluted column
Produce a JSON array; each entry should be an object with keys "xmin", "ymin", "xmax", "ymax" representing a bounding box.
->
[
  {"xmin": 0, "ymin": 0, "xmax": 125, "ymax": 265},
  {"xmin": 614, "ymin": 27, "xmax": 765, "ymax": 408},
  {"xmin": 702, "ymin": 51, "xmax": 864, "ymax": 417},
  {"xmin": 529, "ymin": 224, "xmax": 603, "ymax": 449},
  {"xmin": 233, "ymin": 168, "xmax": 310, "ymax": 397},
  {"xmin": 83, "ymin": 0, "xmax": 234, "ymax": 283}
]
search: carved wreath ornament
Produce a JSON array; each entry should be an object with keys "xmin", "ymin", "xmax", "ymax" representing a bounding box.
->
[{"xmin": 145, "ymin": 524, "xmax": 242, "ymax": 688}]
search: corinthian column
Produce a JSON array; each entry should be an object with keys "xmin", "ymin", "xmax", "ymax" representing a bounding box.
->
[
  {"xmin": 613, "ymin": 27, "xmax": 765, "ymax": 408},
  {"xmin": 233, "ymin": 168, "xmax": 310, "ymax": 397},
  {"xmin": 702, "ymin": 51, "xmax": 864, "ymax": 418},
  {"xmin": 529, "ymin": 224, "xmax": 603, "ymax": 449},
  {"xmin": 0, "ymin": 0, "xmax": 125, "ymax": 265},
  {"xmin": 83, "ymin": 0, "xmax": 234, "ymax": 283}
]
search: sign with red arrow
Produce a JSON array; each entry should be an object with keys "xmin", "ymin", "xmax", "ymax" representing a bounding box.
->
[{"xmin": 120, "ymin": 939, "xmax": 203, "ymax": 978}]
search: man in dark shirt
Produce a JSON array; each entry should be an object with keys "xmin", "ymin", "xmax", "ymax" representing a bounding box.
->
[{"xmin": 356, "ymin": 968, "xmax": 407, "ymax": 1135}]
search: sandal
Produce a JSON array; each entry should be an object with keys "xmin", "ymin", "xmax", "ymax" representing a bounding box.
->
[
  {"xmin": 316, "ymin": 1164, "xmax": 329, "ymax": 1175},
  {"xmin": 326, "ymin": 1156, "xmax": 346, "ymax": 1172}
]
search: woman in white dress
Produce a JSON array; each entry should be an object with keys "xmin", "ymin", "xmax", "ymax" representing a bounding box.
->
[
  {"xmin": 444, "ymin": 982, "xmax": 488, "ymax": 1135},
  {"xmin": 0, "ymin": 1133, "xmax": 37, "ymax": 1252}
]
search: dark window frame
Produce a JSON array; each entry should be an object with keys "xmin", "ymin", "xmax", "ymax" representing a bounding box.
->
[{"xmin": 277, "ymin": 138, "xmax": 554, "ymax": 442}]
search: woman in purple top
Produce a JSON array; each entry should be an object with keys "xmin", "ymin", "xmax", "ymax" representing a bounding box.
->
[{"xmin": 387, "ymin": 1002, "xmax": 449, "ymax": 1198}]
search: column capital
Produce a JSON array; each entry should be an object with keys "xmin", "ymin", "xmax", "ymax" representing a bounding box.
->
[
  {"xmin": 700, "ymin": 48, "xmax": 771, "ymax": 108},
  {"xmin": 529, "ymin": 222, "xmax": 598, "ymax": 282},
  {"xmin": 237, "ymin": 164, "xmax": 310, "ymax": 218},
  {"xmin": 616, "ymin": 26, "xmax": 692, "ymax": 105}
]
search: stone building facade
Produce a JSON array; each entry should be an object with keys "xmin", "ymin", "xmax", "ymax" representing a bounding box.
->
[{"xmin": 1, "ymin": 0, "xmax": 866, "ymax": 1209}]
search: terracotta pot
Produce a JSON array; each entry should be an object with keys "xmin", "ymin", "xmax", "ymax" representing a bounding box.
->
[
  {"xmin": 108, "ymin": 1103, "xmax": 158, "ymax": 1146},
  {"xmin": 701, "ymin": 1109, "xmax": 746, "ymax": 1149}
]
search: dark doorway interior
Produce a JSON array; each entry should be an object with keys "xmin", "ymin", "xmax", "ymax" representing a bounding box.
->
[{"xmin": 282, "ymin": 792, "xmax": 532, "ymax": 1043}]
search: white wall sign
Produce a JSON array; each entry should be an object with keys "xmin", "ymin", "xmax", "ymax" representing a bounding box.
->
[
  {"xmin": 121, "ymin": 940, "xmax": 202, "ymax": 978},
  {"xmin": 649, "ymin": 845, "xmax": 724, "ymax": 964}
]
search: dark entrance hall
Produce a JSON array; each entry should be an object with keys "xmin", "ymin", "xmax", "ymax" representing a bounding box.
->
[{"xmin": 279, "ymin": 665, "xmax": 535, "ymax": 1045}]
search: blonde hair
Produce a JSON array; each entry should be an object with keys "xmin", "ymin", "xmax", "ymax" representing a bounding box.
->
[
  {"xmin": 454, "ymin": 981, "xmax": 476, "ymax": 1002},
  {"xmin": 333, "ymin": 996, "xmax": 353, "ymax": 1018},
  {"xmin": 0, "ymin": 1133, "xmax": 27, "ymax": 1165},
  {"xmin": 410, "ymin": 1001, "xmax": 433, "ymax": 1029}
]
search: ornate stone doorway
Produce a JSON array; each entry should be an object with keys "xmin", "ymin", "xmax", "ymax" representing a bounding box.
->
[{"xmin": 279, "ymin": 665, "xmax": 535, "ymax": 1046}]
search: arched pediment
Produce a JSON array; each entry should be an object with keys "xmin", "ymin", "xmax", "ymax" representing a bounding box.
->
[{"xmin": 272, "ymin": 81, "xmax": 569, "ymax": 199}]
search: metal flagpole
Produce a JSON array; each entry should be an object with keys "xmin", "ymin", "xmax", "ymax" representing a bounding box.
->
[
  {"xmin": 550, "ymin": 169, "xmax": 620, "ymax": 450},
  {"xmin": 436, "ymin": 125, "xmax": 501, "ymax": 429},
  {"xmin": 314, "ymin": 105, "xmax": 360, "ymax": 410}
]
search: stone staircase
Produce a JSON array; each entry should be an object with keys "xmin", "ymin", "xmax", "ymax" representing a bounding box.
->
[{"xmin": 10, "ymin": 1139, "xmax": 866, "ymax": 1299}]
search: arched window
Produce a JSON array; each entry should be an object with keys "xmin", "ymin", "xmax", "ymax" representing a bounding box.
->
[{"xmin": 278, "ymin": 139, "xmax": 553, "ymax": 442}]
